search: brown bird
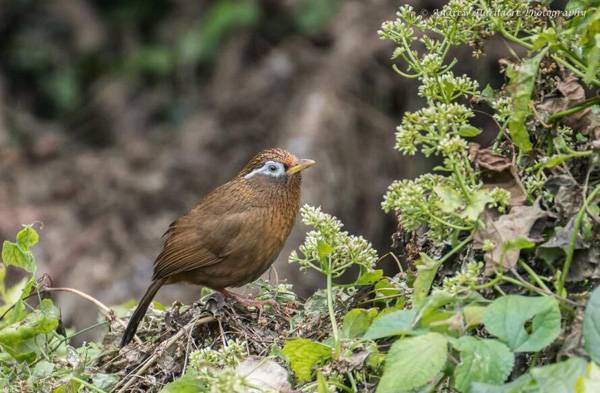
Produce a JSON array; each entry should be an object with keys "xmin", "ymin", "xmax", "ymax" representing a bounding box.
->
[{"xmin": 120, "ymin": 148, "xmax": 315, "ymax": 347}]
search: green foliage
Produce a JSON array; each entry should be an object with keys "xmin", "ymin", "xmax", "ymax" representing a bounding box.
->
[
  {"xmin": 363, "ymin": 309, "xmax": 417, "ymax": 340},
  {"xmin": 0, "ymin": 226, "xmax": 114, "ymax": 392},
  {"xmin": 282, "ymin": 339, "xmax": 332, "ymax": 383},
  {"xmin": 453, "ymin": 337, "xmax": 514, "ymax": 392},
  {"xmin": 584, "ymin": 286, "xmax": 600, "ymax": 363},
  {"xmin": 290, "ymin": 205, "xmax": 378, "ymax": 276},
  {"xmin": 2, "ymin": 225, "xmax": 39, "ymax": 273},
  {"xmin": 376, "ymin": 333, "xmax": 448, "ymax": 392},
  {"xmin": 5, "ymin": 0, "xmax": 600, "ymax": 392},
  {"xmin": 483, "ymin": 295, "xmax": 561, "ymax": 352},
  {"xmin": 505, "ymin": 50, "xmax": 545, "ymax": 152}
]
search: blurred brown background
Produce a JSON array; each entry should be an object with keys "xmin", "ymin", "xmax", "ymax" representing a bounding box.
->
[{"xmin": 0, "ymin": 0, "xmax": 503, "ymax": 332}]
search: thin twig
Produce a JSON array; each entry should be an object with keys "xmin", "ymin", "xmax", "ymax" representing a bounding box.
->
[
  {"xmin": 45, "ymin": 287, "xmax": 143, "ymax": 345},
  {"xmin": 113, "ymin": 315, "xmax": 216, "ymax": 393}
]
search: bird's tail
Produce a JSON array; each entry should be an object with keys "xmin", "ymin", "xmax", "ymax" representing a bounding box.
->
[{"xmin": 120, "ymin": 278, "xmax": 165, "ymax": 347}]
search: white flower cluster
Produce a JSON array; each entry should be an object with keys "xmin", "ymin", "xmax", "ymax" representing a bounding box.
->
[{"xmin": 289, "ymin": 205, "xmax": 378, "ymax": 276}]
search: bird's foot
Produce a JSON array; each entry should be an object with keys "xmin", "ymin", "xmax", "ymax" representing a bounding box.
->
[{"xmin": 202, "ymin": 291, "xmax": 227, "ymax": 314}]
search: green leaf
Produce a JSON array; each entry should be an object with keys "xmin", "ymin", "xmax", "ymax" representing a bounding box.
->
[
  {"xmin": 453, "ymin": 337, "xmax": 514, "ymax": 393},
  {"xmin": 463, "ymin": 189, "xmax": 491, "ymax": 221},
  {"xmin": 416, "ymin": 290, "xmax": 455, "ymax": 324},
  {"xmin": 363, "ymin": 309, "xmax": 417, "ymax": 340},
  {"xmin": 502, "ymin": 236, "xmax": 536, "ymax": 252},
  {"xmin": 483, "ymin": 295, "xmax": 561, "ymax": 352},
  {"xmin": 1, "ymin": 241, "xmax": 35, "ymax": 272},
  {"xmin": 282, "ymin": 338, "xmax": 332, "ymax": 383},
  {"xmin": 583, "ymin": 286, "xmax": 600, "ymax": 363},
  {"xmin": 0, "ymin": 299, "xmax": 59, "ymax": 362},
  {"xmin": 434, "ymin": 185, "xmax": 464, "ymax": 214},
  {"xmin": 376, "ymin": 332, "xmax": 448, "ymax": 393},
  {"xmin": 531, "ymin": 28, "xmax": 558, "ymax": 50},
  {"xmin": 30, "ymin": 360, "xmax": 55, "ymax": 381},
  {"xmin": 480, "ymin": 84, "xmax": 497, "ymax": 102},
  {"xmin": 471, "ymin": 374, "xmax": 533, "ymax": 393},
  {"xmin": 412, "ymin": 254, "xmax": 443, "ymax": 308},
  {"xmin": 0, "ymin": 276, "xmax": 35, "ymax": 327},
  {"xmin": 317, "ymin": 371, "xmax": 330, "ymax": 393},
  {"xmin": 317, "ymin": 240, "xmax": 334, "ymax": 260},
  {"xmin": 530, "ymin": 357, "xmax": 587, "ymax": 393},
  {"xmin": 356, "ymin": 269, "xmax": 383, "ymax": 285},
  {"xmin": 16, "ymin": 226, "xmax": 39, "ymax": 249},
  {"xmin": 463, "ymin": 305, "xmax": 487, "ymax": 328},
  {"xmin": 160, "ymin": 375, "xmax": 202, "ymax": 393},
  {"xmin": 458, "ymin": 125, "xmax": 482, "ymax": 137},
  {"xmin": 341, "ymin": 308, "xmax": 377, "ymax": 339},
  {"xmin": 93, "ymin": 373, "xmax": 119, "ymax": 390},
  {"xmin": 506, "ymin": 50, "xmax": 546, "ymax": 152},
  {"xmin": 577, "ymin": 362, "xmax": 600, "ymax": 393}
]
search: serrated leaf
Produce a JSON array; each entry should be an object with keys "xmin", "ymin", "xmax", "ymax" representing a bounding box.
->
[
  {"xmin": 341, "ymin": 308, "xmax": 377, "ymax": 339},
  {"xmin": 583, "ymin": 286, "xmax": 600, "ymax": 363},
  {"xmin": 376, "ymin": 332, "xmax": 448, "ymax": 393},
  {"xmin": 282, "ymin": 338, "xmax": 332, "ymax": 383},
  {"xmin": 483, "ymin": 295, "xmax": 561, "ymax": 352},
  {"xmin": 16, "ymin": 226, "xmax": 39, "ymax": 249},
  {"xmin": 363, "ymin": 309, "xmax": 417, "ymax": 340},
  {"xmin": 453, "ymin": 337, "xmax": 514, "ymax": 392}
]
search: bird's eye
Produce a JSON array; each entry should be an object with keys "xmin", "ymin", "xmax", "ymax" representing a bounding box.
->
[{"xmin": 268, "ymin": 164, "xmax": 278, "ymax": 172}]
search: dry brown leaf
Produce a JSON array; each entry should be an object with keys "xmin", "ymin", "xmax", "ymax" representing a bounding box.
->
[
  {"xmin": 538, "ymin": 74, "xmax": 600, "ymax": 138},
  {"xmin": 468, "ymin": 143, "xmax": 527, "ymax": 207},
  {"xmin": 474, "ymin": 202, "xmax": 549, "ymax": 273}
]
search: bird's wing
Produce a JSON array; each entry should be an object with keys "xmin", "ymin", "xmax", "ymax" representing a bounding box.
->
[{"xmin": 151, "ymin": 207, "xmax": 250, "ymax": 280}]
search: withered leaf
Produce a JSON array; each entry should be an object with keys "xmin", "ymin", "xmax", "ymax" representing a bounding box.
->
[
  {"xmin": 544, "ymin": 175, "xmax": 582, "ymax": 218},
  {"xmin": 540, "ymin": 215, "xmax": 588, "ymax": 251},
  {"xmin": 538, "ymin": 74, "xmax": 600, "ymax": 138},
  {"xmin": 468, "ymin": 143, "xmax": 527, "ymax": 207},
  {"xmin": 474, "ymin": 202, "xmax": 549, "ymax": 273}
]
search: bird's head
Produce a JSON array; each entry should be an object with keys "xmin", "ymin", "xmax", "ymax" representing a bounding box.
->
[{"xmin": 239, "ymin": 148, "xmax": 315, "ymax": 185}]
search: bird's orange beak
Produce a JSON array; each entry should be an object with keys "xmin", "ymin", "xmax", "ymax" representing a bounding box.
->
[{"xmin": 286, "ymin": 159, "xmax": 316, "ymax": 175}]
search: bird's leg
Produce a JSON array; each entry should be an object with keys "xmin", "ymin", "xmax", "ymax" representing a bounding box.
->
[{"xmin": 219, "ymin": 289, "xmax": 278, "ymax": 309}]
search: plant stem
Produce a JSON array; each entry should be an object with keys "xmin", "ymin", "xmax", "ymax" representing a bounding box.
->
[
  {"xmin": 558, "ymin": 185, "xmax": 600, "ymax": 295},
  {"xmin": 326, "ymin": 264, "xmax": 341, "ymax": 357},
  {"xmin": 548, "ymin": 95, "xmax": 600, "ymax": 123},
  {"xmin": 440, "ymin": 234, "xmax": 474, "ymax": 264},
  {"xmin": 518, "ymin": 261, "xmax": 551, "ymax": 293},
  {"xmin": 427, "ymin": 210, "xmax": 473, "ymax": 231},
  {"xmin": 452, "ymin": 164, "xmax": 471, "ymax": 202},
  {"xmin": 552, "ymin": 54, "xmax": 600, "ymax": 87}
]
